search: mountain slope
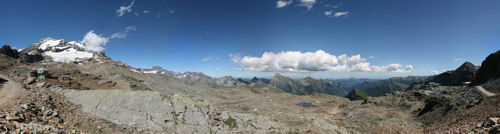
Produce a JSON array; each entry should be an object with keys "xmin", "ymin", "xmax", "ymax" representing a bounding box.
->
[
  {"xmin": 270, "ymin": 74, "xmax": 347, "ymax": 96},
  {"xmin": 270, "ymin": 73, "xmax": 303, "ymax": 94},
  {"xmin": 298, "ymin": 77, "xmax": 347, "ymax": 96},
  {"xmin": 474, "ymin": 50, "xmax": 500, "ymax": 92},
  {"xmin": 354, "ymin": 76, "xmax": 433, "ymax": 97},
  {"xmin": 345, "ymin": 88, "xmax": 369, "ymax": 101},
  {"xmin": 431, "ymin": 62, "xmax": 478, "ymax": 86}
]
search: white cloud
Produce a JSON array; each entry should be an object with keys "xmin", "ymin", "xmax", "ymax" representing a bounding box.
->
[
  {"xmin": 143, "ymin": 10, "xmax": 151, "ymax": 13},
  {"xmin": 134, "ymin": 12, "xmax": 139, "ymax": 16},
  {"xmin": 276, "ymin": 0, "xmax": 293, "ymax": 8},
  {"xmin": 201, "ymin": 56, "xmax": 212, "ymax": 62},
  {"xmin": 333, "ymin": 11, "xmax": 349, "ymax": 17},
  {"xmin": 454, "ymin": 58, "xmax": 463, "ymax": 61},
  {"xmin": 111, "ymin": 33, "xmax": 126, "ymax": 39},
  {"xmin": 325, "ymin": 4, "xmax": 340, "ymax": 8},
  {"xmin": 111, "ymin": 26, "xmax": 137, "ymax": 39},
  {"xmin": 325, "ymin": 10, "xmax": 349, "ymax": 18},
  {"xmin": 116, "ymin": 0, "xmax": 135, "ymax": 17},
  {"xmin": 369, "ymin": 56, "xmax": 375, "ymax": 59},
  {"xmin": 324, "ymin": 11, "xmax": 333, "ymax": 16},
  {"xmin": 432, "ymin": 70, "xmax": 439, "ymax": 74},
  {"xmin": 81, "ymin": 30, "xmax": 109, "ymax": 52},
  {"xmin": 298, "ymin": 0, "xmax": 316, "ymax": 10},
  {"xmin": 229, "ymin": 53, "xmax": 242, "ymax": 63},
  {"xmin": 230, "ymin": 50, "xmax": 412, "ymax": 73},
  {"xmin": 405, "ymin": 65, "xmax": 413, "ymax": 71},
  {"xmin": 125, "ymin": 26, "xmax": 136, "ymax": 32},
  {"xmin": 169, "ymin": 10, "xmax": 175, "ymax": 14},
  {"xmin": 215, "ymin": 68, "xmax": 219, "ymax": 71}
]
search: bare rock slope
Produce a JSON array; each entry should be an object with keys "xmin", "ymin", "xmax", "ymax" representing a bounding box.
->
[{"xmin": 63, "ymin": 90, "xmax": 285, "ymax": 133}]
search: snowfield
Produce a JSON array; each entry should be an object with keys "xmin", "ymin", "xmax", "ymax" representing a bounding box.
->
[{"xmin": 43, "ymin": 48, "xmax": 94, "ymax": 62}]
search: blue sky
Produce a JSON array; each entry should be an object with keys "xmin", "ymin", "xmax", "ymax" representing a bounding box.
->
[{"xmin": 0, "ymin": 0, "xmax": 499, "ymax": 79}]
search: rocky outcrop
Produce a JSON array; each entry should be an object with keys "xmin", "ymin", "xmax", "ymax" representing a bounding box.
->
[
  {"xmin": 432, "ymin": 62, "xmax": 477, "ymax": 86},
  {"xmin": 0, "ymin": 53, "xmax": 17, "ymax": 69},
  {"xmin": 63, "ymin": 90, "xmax": 286, "ymax": 133},
  {"xmin": 0, "ymin": 45, "xmax": 20, "ymax": 59},
  {"xmin": 474, "ymin": 50, "xmax": 500, "ymax": 86}
]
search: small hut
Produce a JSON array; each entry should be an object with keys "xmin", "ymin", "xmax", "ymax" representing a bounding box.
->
[
  {"xmin": 37, "ymin": 67, "xmax": 48, "ymax": 80},
  {"xmin": 61, "ymin": 74, "xmax": 71, "ymax": 83},
  {"xmin": 461, "ymin": 81, "xmax": 471, "ymax": 86}
]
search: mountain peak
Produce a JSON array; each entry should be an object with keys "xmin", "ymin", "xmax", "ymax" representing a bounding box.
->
[
  {"xmin": 18, "ymin": 37, "xmax": 110, "ymax": 63},
  {"xmin": 456, "ymin": 62, "xmax": 476, "ymax": 72}
]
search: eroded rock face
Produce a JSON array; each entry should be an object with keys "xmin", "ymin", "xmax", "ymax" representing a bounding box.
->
[
  {"xmin": 63, "ymin": 90, "xmax": 285, "ymax": 133},
  {"xmin": 0, "ymin": 45, "xmax": 20, "ymax": 59},
  {"xmin": 474, "ymin": 50, "xmax": 500, "ymax": 85}
]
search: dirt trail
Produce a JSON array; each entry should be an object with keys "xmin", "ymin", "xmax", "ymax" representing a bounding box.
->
[
  {"xmin": 0, "ymin": 74, "xmax": 26, "ymax": 106},
  {"xmin": 475, "ymin": 86, "xmax": 496, "ymax": 97}
]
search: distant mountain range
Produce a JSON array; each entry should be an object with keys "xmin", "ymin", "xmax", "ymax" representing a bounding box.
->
[
  {"xmin": 130, "ymin": 66, "xmax": 437, "ymax": 97},
  {"xmin": 351, "ymin": 76, "xmax": 434, "ymax": 97}
]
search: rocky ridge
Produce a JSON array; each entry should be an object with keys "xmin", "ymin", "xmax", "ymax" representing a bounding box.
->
[{"xmin": 431, "ymin": 62, "xmax": 478, "ymax": 86}]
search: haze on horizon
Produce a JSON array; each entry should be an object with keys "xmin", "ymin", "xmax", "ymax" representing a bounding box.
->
[{"xmin": 1, "ymin": 0, "xmax": 498, "ymax": 79}]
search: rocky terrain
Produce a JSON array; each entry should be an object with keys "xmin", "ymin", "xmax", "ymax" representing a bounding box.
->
[{"xmin": 0, "ymin": 38, "xmax": 499, "ymax": 133}]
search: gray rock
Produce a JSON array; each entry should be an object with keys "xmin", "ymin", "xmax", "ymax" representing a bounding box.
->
[{"xmin": 63, "ymin": 90, "xmax": 286, "ymax": 133}]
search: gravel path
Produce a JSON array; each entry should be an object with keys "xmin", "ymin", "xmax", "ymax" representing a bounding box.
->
[
  {"xmin": 0, "ymin": 74, "xmax": 26, "ymax": 106},
  {"xmin": 475, "ymin": 86, "xmax": 496, "ymax": 97}
]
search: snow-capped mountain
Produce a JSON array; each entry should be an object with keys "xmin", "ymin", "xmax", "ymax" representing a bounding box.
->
[
  {"xmin": 20, "ymin": 38, "xmax": 110, "ymax": 63},
  {"xmin": 133, "ymin": 66, "xmax": 241, "ymax": 88},
  {"xmin": 132, "ymin": 66, "xmax": 177, "ymax": 76}
]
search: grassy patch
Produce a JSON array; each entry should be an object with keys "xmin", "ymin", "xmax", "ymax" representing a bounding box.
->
[
  {"xmin": 120, "ymin": 75, "xmax": 151, "ymax": 90},
  {"xmin": 224, "ymin": 115, "xmax": 238, "ymax": 129},
  {"xmin": 354, "ymin": 89, "xmax": 370, "ymax": 99}
]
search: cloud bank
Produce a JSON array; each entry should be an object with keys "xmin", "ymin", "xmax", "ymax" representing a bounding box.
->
[
  {"xmin": 230, "ymin": 50, "xmax": 412, "ymax": 73},
  {"xmin": 81, "ymin": 30, "xmax": 109, "ymax": 52}
]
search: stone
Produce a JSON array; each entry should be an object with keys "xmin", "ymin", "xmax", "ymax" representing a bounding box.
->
[
  {"xmin": 490, "ymin": 117, "xmax": 499, "ymax": 124},
  {"xmin": 476, "ymin": 122, "xmax": 483, "ymax": 128},
  {"xmin": 36, "ymin": 82, "xmax": 46, "ymax": 88}
]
